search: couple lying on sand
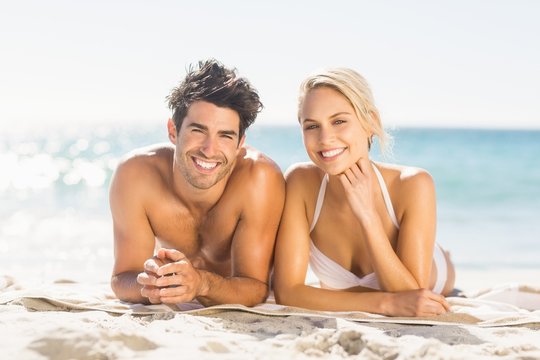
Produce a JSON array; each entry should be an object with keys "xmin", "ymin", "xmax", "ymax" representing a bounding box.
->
[{"xmin": 110, "ymin": 59, "xmax": 456, "ymax": 317}]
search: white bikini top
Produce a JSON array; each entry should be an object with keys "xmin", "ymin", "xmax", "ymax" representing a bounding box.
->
[{"xmin": 308, "ymin": 163, "xmax": 399, "ymax": 290}]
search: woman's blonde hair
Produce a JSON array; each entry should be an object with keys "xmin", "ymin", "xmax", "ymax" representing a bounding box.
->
[{"xmin": 298, "ymin": 68, "xmax": 391, "ymax": 154}]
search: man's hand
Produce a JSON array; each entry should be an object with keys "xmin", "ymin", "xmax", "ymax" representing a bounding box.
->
[
  {"xmin": 136, "ymin": 255, "xmax": 170, "ymax": 304},
  {"xmin": 153, "ymin": 248, "xmax": 208, "ymax": 304}
]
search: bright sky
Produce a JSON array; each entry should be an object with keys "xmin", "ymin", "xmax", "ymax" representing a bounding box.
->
[{"xmin": 1, "ymin": 0, "xmax": 539, "ymax": 132}]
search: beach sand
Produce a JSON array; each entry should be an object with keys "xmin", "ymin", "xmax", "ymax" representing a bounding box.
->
[{"xmin": 1, "ymin": 268, "xmax": 539, "ymax": 359}]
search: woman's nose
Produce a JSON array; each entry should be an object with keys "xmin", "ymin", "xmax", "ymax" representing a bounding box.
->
[{"xmin": 318, "ymin": 126, "xmax": 335, "ymax": 144}]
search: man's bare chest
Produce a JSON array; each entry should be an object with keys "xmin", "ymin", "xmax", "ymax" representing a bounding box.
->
[{"xmin": 148, "ymin": 204, "xmax": 240, "ymax": 265}]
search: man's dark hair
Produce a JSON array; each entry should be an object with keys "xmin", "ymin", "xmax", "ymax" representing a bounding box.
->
[{"xmin": 166, "ymin": 59, "xmax": 263, "ymax": 140}]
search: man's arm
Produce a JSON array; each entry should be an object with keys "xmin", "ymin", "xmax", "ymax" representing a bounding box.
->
[
  {"xmin": 109, "ymin": 157, "xmax": 158, "ymax": 303},
  {"xmin": 155, "ymin": 161, "xmax": 285, "ymax": 306}
]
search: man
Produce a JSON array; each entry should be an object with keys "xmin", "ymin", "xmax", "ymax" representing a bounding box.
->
[{"xmin": 109, "ymin": 59, "xmax": 285, "ymax": 307}]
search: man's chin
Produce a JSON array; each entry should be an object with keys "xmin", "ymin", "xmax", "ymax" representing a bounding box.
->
[{"xmin": 187, "ymin": 173, "xmax": 226, "ymax": 190}]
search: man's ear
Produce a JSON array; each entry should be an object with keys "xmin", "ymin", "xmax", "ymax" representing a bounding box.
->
[
  {"xmin": 238, "ymin": 134, "xmax": 246, "ymax": 148},
  {"xmin": 167, "ymin": 118, "xmax": 177, "ymax": 143}
]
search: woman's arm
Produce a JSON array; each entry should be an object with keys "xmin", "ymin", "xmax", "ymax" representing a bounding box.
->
[
  {"xmin": 340, "ymin": 159, "xmax": 437, "ymax": 292},
  {"xmin": 273, "ymin": 165, "xmax": 447, "ymax": 316}
]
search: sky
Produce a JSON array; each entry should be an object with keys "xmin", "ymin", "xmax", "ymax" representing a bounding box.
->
[{"xmin": 1, "ymin": 0, "xmax": 539, "ymax": 132}]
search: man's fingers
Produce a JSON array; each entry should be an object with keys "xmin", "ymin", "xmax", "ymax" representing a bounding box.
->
[
  {"xmin": 159, "ymin": 285, "xmax": 189, "ymax": 298},
  {"xmin": 157, "ymin": 259, "xmax": 189, "ymax": 276},
  {"xmin": 140, "ymin": 285, "xmax": 160, "ymax": 299},
  {"xmin": 159, "ymin": 285, "xmax": 195, "ymax": 304},
  {"xmin": 143, "ymin": 259, "xmax": 160, "ymax": 274},
  {"xmin": 137, "ymin": 272, "xmax": 157, "ymax": 286},
  {"xmin": 156, "ymin": 248, "xmax": 185, "ymax": 262},
  {"xmin": 155, "ymin": 272, "xmax": 184, "ymax": 287},
  {"xmin": 165, "ymin": 248, "xmax": 187, "ymax": 261}
]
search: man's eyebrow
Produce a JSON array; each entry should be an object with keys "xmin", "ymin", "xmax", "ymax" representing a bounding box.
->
[
  {"xmin": 219, "ymin": 129, "xmax": 238, "ymax": 137},
  {"xmin": 188, "ymin": 122, "xmax": 238, "ymax": 137},
  {"xmin": 188, "ymin": 122, "xmax": 208, "ymax": 131}
]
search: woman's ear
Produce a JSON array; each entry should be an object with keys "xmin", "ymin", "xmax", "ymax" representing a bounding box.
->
[{"xmin": 167, "ymin": 118, "xmax": 177, "ymax": 143}]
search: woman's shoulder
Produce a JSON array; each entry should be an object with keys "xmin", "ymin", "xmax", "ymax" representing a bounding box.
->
[
  {"xmin": 285, "ymin": 162, "xmax": 322, "ymax": 181},
  {"xmin": 284, "ymin": 162, "xmax": 325, "ymax": 192},
  {"xmin": 375, "ymin": 162, "xmax": 435, "ymax": 199},
  {"xmin": 375, "ymin": 162, "xmax": 433, "ymax": 183}
]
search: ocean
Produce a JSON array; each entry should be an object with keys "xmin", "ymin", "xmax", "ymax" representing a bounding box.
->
[{"xmin": 1, "ymin": 125, "xmax": 539, "ymax": 283}]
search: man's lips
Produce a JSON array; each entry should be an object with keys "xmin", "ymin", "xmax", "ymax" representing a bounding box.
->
[{"xmin": 192, "ymin": 157, "xmax": 220, "ymax": 171}]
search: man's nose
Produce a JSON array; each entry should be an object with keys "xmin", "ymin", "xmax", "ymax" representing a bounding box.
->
[{"xmin": 200, "ymin": 136, "xmax": 218, "ymax": 157}]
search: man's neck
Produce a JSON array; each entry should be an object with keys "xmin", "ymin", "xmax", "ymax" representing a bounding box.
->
[{"xmin": 171, "ymin": 169, "xmax": 231, "ymax": 215}]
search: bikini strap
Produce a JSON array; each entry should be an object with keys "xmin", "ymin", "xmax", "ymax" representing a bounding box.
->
[
  {"xmin": 371, "ymin": 163, "xmax": 400, "ymax": 229},
  {"xmin": 310, "ymin": 173, "xmax": 328, "ymax": 232}
]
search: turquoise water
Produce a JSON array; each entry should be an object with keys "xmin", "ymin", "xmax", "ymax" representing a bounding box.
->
[{"xmin": 1, "ymin": 125, "xmax": 539, "ymax": 281}]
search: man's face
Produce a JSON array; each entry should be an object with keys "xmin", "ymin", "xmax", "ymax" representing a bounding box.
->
[{"xmin": 169, "ymin": 101, "xmax": 244, "ymax": 190}]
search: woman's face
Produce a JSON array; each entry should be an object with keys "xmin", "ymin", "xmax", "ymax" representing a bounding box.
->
[{"xmin": 299, "ymin": 86, "xmax": 370, "ymax": 175}]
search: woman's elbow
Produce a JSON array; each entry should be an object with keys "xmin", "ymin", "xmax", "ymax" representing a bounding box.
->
[{"xmin": 273, "ymin": 282, "xmax": 297, "ymax": 305}]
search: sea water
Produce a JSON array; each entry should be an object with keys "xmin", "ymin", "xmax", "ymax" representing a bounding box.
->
[{"xmin": 1, "ymin": 125, "xmax": 539, "ymax": 283}]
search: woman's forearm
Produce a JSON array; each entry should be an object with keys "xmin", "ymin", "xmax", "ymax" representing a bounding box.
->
[{"xmin": 275, "ymin": 283, "xmax": 393, "ymax": 315}]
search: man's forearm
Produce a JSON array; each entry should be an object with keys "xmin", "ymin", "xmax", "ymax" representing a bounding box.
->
[
  {"xmin": 196, "ymin": 270, "xmax": 269, "ymax": 307},
  {"xmin": 111, "ymin": 271, "xmax": 147, "ymax": 304}
]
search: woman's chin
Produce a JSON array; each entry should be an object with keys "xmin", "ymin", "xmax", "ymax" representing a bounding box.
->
[{"xmin": 314, "ymin": 162, "xmax": 348, "ymax": 176}]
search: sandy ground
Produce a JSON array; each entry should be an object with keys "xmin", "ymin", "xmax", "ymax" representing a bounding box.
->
[{"xmin": 1, "ymin": 268, "xmax": 539, "ymax": 360}]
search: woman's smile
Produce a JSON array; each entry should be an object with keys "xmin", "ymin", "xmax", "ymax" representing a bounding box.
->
[{"xmin": 319, "ymin": 147, "xmax": 346, "ymax": 161}]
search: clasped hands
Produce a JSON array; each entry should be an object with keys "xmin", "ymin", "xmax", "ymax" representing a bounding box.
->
[{"xmin": 136, "ymin": 248, "xmax": 207, "ymax": 304}]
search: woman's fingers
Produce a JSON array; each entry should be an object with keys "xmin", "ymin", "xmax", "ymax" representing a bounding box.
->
[
  {"xmin": 358, "ymin": 158, "xmax": 371, "ymax": 174},
  {"xmin": 434, "ymin": 293, "xmax": 451, "ymax": 312}
]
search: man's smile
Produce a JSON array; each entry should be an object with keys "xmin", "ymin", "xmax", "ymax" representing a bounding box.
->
[{"xmin": 192, "ymin": 156, "xmax": 221, "ymax": 172}]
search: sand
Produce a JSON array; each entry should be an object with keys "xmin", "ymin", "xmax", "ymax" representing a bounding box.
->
[{"xmin": 1, "ymin": 269, "xmax": 539, "ymax": 360}]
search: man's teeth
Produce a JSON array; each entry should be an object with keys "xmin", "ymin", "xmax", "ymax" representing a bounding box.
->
[
  {"xmin": 321, "ymin": 148, "xmax": 345, "ymax": 158},
  {"xmin": 195, "ymin": 159, "xmax": 218, "ymax": 169}
]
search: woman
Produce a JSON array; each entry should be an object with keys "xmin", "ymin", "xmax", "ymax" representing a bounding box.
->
[{"xmin": 273, "ymin": 68, "xmax": 455, "ymax": 317}]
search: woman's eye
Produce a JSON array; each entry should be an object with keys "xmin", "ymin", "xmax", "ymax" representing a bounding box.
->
[
  {"xmin": 334, "ymin": 119, "xmax": 346, "ymax": 125},
  {"xmin": 303, "ymin": 124, "xmax": 318, "ymax": 130}
]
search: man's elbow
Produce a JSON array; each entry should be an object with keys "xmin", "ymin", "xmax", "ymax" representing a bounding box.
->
[
  {"xmin": 110, "ymin": 273, "xmax": 141, "ymax": 303},
  {"xmin": 110, "ymin": 275, "xmax": 125, "ymax": 300},
  {"xmin": 246, "ymin": 282, "xmax": 270, "ymax": 307}
]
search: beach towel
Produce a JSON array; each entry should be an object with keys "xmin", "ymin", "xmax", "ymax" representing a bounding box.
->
[{"xmin": 1, "ymin": 277, "xmax": 539, "ymax": 328}]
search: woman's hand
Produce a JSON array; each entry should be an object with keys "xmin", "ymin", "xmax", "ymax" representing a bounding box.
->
[
  {"xmin": 339, "ymin": 158, "xmax": 377, "ymax": 223},
  {"xmin": 386, "ymin": 289, "xmax": 450, "ymax": 317}
]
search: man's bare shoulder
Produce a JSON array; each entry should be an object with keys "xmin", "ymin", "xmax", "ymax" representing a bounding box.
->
[
  {"xmin": 116, "ymin": 143, "xmax": 172, "ymax": 171},
  {"xmin": 111, "ymin": 143, "xmax": 174, "ymax": 191},
  {"xmin": 235, "ymin": 145, "xmax": 284, "ymax": 181}
]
